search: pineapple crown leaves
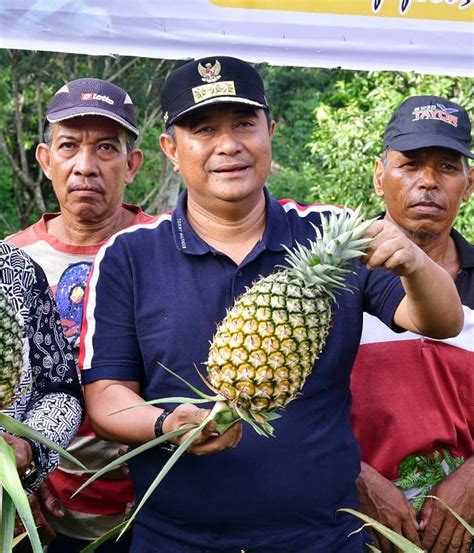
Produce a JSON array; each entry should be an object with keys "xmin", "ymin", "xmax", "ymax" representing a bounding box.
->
[{"xmin": 282, "ymin": 207, "xmax": 375, "ymax": 298}]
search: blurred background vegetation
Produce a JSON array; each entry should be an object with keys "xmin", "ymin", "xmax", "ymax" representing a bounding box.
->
[{"xmin": 0, "ymin": 49, "xmax": 472, "ymax": 240}]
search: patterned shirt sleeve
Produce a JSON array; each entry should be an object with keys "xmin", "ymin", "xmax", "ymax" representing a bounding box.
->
[
  {"xmin": 22, "ymin": 260, "xmax": 83, "ymax": 491},
  {"xmin": 0, "ymin": 243, "xmax": 83, "ymax": 491}
]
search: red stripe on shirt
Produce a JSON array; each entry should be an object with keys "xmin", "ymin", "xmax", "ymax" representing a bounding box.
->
[{"xmin": 48, "ymin": 470, "xmax": 134, "ymax": 516}]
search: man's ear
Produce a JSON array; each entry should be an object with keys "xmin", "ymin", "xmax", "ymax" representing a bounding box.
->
[
  {"xmin": 373, "ymin": 158, "xmax": 385, "ymax": 198},
  {"xmin": 462, "ymin": 165, "xmax": 473, "ymax": 203},
  {"xmin": 269, "ymin": 119, "xmax": 276, "ymax": 139},
  {"xmin": 36, "ymin": 144, "xmax": 52, "ymax": 180},
  {"xmin": 159, "ymin": 133, "xmax": 179, "ymax": 173},
  {"xmin": 124, "ymin": 149, "xmax": 144, "ymax": 185}
]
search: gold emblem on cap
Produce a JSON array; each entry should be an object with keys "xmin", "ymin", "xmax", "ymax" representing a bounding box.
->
[
  {"xmin": 198, "ymin": 60, "xmax": 222, "ymax": 83},
  {"xmin": 163, "ymin": 111, "xmax": 169, "ymax": 124},
  {"xmin": 192, "ymin": 81, "xmax": 236, "ymax": 103}
]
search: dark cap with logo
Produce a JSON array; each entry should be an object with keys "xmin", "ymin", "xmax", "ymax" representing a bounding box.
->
[
  {"xmin": 161, "ymin": 56, "xmax": 269, "ymax": 129},
  {"xmin": 46, "ymin": 78, "xmax": 139, "ymax": 137},
  {"xmin": 384, "ymin": 95, "xmax": 473, "ymax": 158}
]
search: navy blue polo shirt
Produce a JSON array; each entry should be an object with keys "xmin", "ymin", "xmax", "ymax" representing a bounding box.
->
[{"xmin": 82, "ymin": 189, "xmax": 405, "ymax": 552}]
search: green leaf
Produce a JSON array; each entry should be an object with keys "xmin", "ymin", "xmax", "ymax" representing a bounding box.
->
[
  {"xmin": 0, "ymin": 413, "xmax": 86, "ymax": 470},
  {"xmin": 339, "ymin": 508, "xmax": 425, "ymax": 552},
  {"xmin": 158, "ymin": 362, "xmax": 215, "ymax": 400},
  {"xmin": 117, "ymin": 419, "xmax": 210, "ymax": 540},
  {"xmin": 79, "ymin": 520, "xmax": 129, "ymax": 553},
  {"xmin": 71, "ymin": 427, "xmax": 192, "ymax": 498},
  {"xmin": 366, "ymin": 545, "xmax": 382, "ymax": 553},
  {"xmin": 110, "ymin": 396, "xmax": 214, "ymax": 415},
  {"xmin": 1, "ymin": 487, "xmax": 16, "ymax": 553},
  {"xmin": 12, "ymin": 531, "xmax": 29, "ymax": 547},
  {"xmin": 426, "ymin": 496, "xmax": 474, "ymax": 536},
  {"xmin": 0, "ymin": 438, "xmax": 43, "ymax": 553}
]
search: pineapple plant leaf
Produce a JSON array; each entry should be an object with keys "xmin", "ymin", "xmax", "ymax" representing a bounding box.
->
[
  {"xmin": 0, "ymin": 437, "xmax": 43, "ymax": 553},
  {"xmin": 339, "ymin": 508, "xmax": 425, "ymax": 552},
  {"xmin": 0, "ymin": 292, "xmax": 85, "ymax": 552},
  {"xmin": 78, "ymin": 520, "xmax": 130, "ymax": 553},
  {"xmin": 426, "ymin": 495, "xmax": 474, "ymax": 536},
  {"xmin": 76, "ymin": 207, "xmax": 376, "ymax": 541}
]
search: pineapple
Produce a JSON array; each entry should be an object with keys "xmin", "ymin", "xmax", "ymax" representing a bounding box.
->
[
  {"xmin": 0, "ymin": 292, "xmax": 24, "ymax": 409},
  {"xmin": 74, "ymin": 207, "xmax": 376, "ymax": 541},
  {"xmin": 0, "ymin": 291, "xmax": 85, "ymax": 553},
  {"xmin": 204, "ymin": 207, "xmax": 374, "ymax": 436}
]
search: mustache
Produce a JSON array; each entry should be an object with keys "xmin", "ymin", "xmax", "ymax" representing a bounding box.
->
[
  {"xmin": 67, "ymin": 182, "xmax": 105, "ymax": 194},
  {"xmin": 419, "ymin": 192, "xmax": 436, "ymax": 203}
]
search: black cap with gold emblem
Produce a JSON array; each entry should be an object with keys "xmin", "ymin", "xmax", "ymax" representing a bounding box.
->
[{"xmin": 161, "ymin": 56, "xmax": 269, "ymax": 129}]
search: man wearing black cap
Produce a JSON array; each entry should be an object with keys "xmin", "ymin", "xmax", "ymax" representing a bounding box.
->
[
  {"xmin": 351, "ymin": 95, "xmax": 473, "ymax": 553},
  {"xmin": 81, "ymin": 61, "xmax": 463, "ymax": 553},
  {"xmin": 8, "ymin": 78, "xmax": 153, "ymax": 551}
]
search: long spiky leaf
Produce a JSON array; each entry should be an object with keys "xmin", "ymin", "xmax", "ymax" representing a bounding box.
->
[
  {"xmin": 1, "ymin": 488, "xmax": 15, "ymax": 553},
  {"xmin": 110, "ymin": 396, "xmax": 214, "ymax": 415},
  {"xmin": 0, "ymin": 414, "xmax": 85, "ymax": 470},
  {"xmin": 117, "ymin": 419, "xmax": 210, "ymax": 539},
  {"xmin": 157, "ymin": 362, "xmax": 215, "ymax": 399},
  {"xmin": 0, "ymin": 438, "xmax": 43, "ymax": 553},
  {"xmin": 339, "ymin": 508, "xmax": 424, "ymax": 552},
  {"xmin": 72, "ymin": 427, "xmax": 192, "ymax": 498},
  {"xmin": 78, "ymin": 520, "xmax": 129, "ymax": 553},
  {"xmin": 426, "ymin": 496, "xmax": 474, "ymax": 535}
]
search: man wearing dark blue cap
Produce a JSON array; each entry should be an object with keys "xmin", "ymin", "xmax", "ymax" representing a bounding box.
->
[
  {"xmin": 81, "ymin": 61, "xmax": 463, "ymax": 553},
  {"xmin": 351, "ymin": 95, "xmax": 473, "ymax": 553},
  {"xmin": 8, "ymin": 77, "xmax": 154, "ymax": 552}
]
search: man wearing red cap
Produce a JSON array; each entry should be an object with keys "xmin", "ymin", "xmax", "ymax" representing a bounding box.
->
[
  {"xmin": 351, "ymin": 95, "xmax": 473, "ymax": 553},
  {"xmin": 8, "ymin": 78, "xmax": 154, "ymax": 552}
]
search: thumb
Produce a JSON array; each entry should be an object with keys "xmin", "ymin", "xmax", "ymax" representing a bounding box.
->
[
  {"xmin": 419, "ymin": 497, "xmax": 433, "ymax": 531},
  {"xmin": 40, "ymin": 483, "xmax": 65, "ymax": 517}
]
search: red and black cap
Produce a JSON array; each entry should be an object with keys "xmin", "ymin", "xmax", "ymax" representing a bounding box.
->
[
  {"xmin": 46, "ymin": 78, "xmax": 139, "ymax": 137},
  {"xmin": 161, "ymin": 56, "xmax": 269, "ymax": 129},
  {"xmin": 384, "ymin": 95, "xmax": 473, "ymax": 158}
]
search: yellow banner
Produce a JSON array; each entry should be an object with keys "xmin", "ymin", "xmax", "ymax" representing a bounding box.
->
[{"xmin": 209, "ymin": 0, "xmax": 473, "ymax": 22}]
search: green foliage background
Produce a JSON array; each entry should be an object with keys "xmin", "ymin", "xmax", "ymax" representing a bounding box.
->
[
  {"xmin": 0, "ymin": 51, "xmax": 472, "ymax": 241},
  {"xmin": 264, "ymin": 68, "xmax": 473, "ymax": 241}
]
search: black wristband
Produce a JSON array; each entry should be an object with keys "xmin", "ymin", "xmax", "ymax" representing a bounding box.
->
[{"xmin": 154, "ymin": 410, "xmax": 172, "ymax": 438}]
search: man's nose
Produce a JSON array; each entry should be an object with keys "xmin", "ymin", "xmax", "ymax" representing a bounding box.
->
[
  {"xmin": 418, "ymin": 165, "xmax": 438, "ymax": 189},
  {"xmin": 215, "ymin": 130, "xmax": 242, "ymax": 155},
  {"xmin": 73, "ymin": 147, "xmax": 98, "ymax": 176}
]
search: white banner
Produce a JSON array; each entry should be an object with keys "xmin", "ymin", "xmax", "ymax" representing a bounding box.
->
[{"xmin": 0, "ymin": 0, "xmax": 472, "ymax": 76}]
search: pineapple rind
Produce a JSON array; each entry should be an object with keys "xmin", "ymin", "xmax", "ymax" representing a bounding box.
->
[
  {"xmin": 207, "ymin": 270, "xmax": 332, "ymax": 417},
  {"xmin": 0, "ymin": 294, "xmax": 24, "ymax": 409}
]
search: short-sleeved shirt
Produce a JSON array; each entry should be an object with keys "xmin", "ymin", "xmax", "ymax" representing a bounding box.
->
[
  {"xmin": 351, "ymin": 229, "xmax": 474, "ymax": 480},
  {"xmin": 0, "ymin": 241, "xmax": 83, "ymax": 491},
  {"xmin": 81, "ymin": 190, "xmax": 405, "ymax": 551}
]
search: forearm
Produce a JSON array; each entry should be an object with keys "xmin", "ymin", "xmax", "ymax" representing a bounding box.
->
[
  {"xmin": 397, "ymin": 254, "xmax": 463, "ymax": 338},
  {"xmin": 84, "ymin": 380, "xmax": 161, "ymax": 445},
  {"xmin": 21, "ymin": 392, "xmax": 82, "ymax": 491}
]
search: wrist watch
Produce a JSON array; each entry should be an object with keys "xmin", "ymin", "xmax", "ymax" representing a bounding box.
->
[
  {"xmin": 154, "ymin": 410, "xmax": 172, "ymax": 438},
  {"xmin": 154, "ymin": 410, "xmax": 177, "ymax": 453},
  {"xmin": 20, "ymin": 439, "xmax": 39, "ymax": 486}
]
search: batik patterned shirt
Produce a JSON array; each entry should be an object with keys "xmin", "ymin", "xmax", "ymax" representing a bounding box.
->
[{"xmin": 0, "ymin": 241, "xmax": 83, "ymax": 492}]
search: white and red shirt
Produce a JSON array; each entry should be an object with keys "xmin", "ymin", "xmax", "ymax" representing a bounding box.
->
[
  {"xmin": 8, "ymin": 204, "xmax": 155, "ymax": 540},
  {"xmin": 351, "ymin": 229, "xmax": 474, "ymax": 481}
]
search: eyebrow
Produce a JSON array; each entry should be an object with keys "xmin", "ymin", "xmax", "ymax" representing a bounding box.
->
[{"xmin": 55, "ymin": 133, "xmax": 122, "ymax": 143}]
